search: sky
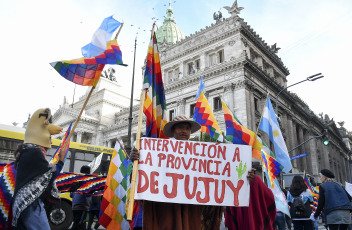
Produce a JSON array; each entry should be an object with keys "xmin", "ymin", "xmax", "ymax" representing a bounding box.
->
[{"xmin": 0, "ymin": 0, "xmax": 351, "ymax": 132}]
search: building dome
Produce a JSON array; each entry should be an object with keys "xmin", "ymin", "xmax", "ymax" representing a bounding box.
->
[{"xmin": 156, "ymin": 1, "xmax": 185, "ymax": 44}]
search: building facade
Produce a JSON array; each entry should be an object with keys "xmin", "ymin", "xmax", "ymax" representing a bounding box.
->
[{"xmin": 52, "ymin": 1, "xmax": 352, "ymax": 183}]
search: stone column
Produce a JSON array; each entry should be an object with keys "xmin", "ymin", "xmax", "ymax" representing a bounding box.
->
[
  {"xmin": 223, "ymin": 84, "xmax": 234, "ymax": 111},
  {"xmin": 95, "ymin": 128, "xmax": 103, "ymax": 146},
  {"xmin": 341, "ymin": 154, "xmax": 348, "ymax": 182},
  {"xmin": 76, "ymin": 131, "xmax": 82, "ymax": 143},
  {"xmin": 200, "ymin": 54, "xmax": 206, "ymax": 70},
  {"xmin": 248, "ymin": 86, "xmax": 256, "ymax": 131},
  {"xmin": 179, "ymin": 62, "xmax": 184, "ymax": 78},
  {"xmin": 289, "ymin": 121, "xmax": 299, "ymax": 170},
  {"xmin": 298, "ymin": 126, "xmax": 308, "ymax": 171},
  {"xmin": 307, "ymin": 132, "xmax": 319, "ymax": 177},
  {"xmin": 302, "ymin": 129, "xmax": 312, "ymax": 174},
  {"xmin": 320, "ymin": 141, "xmax": 330, "ymax": 170},
  {"xmin": 177, "ymin": 98, "xmax": 186, "ymax": 115}
]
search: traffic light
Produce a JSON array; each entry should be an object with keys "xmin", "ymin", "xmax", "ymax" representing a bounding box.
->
[{"xmin": 321, "ymin": 129, "xmax": 329, "ymax": 146}]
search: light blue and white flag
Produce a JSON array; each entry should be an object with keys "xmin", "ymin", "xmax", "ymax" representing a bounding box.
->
[
  {"xmin": 263, "ymin": 166, "xmax": 290, "ymax": 217},
  {"xmin": 82, "ymin": 16, "xmax": 121, "ymax": 58},
  {"xmin": 259, "ymin": 97, "xmax": 292, "ymax": 173},
  {"xmin": 195, "ymin": 75, "xmax": 205, "ymax": 99}
]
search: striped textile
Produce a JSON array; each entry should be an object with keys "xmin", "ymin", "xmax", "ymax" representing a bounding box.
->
[
  {"xmin": 0, "ymin": 162, "xmax": 16, "ymax": 229},
  {"xmin": 262, "ymin": 150, "xmax": 283, "ymax": 188},
  {"xmin": 303, "ymin": 172, "xmax": 319, "ymax": 213},
  {"xmin": 51, "ymin": 40, "xmax": 126, "ymax": 87},
  {"xmin": 55, "ymin": 172, "xmax": 106, "ymax": 194},
  {"xmin": 222, "ymin": 101, "xmax": 262, "ymax": 159},
  {"xmin": 193, "ymin": 92, "xmax": 223, "ymax": 142},
  {"xmin": 99, "ymin": 139, "xmax": 132, "ymax": 230},
  {"xmin": 143, "ymin": 30, "xmax": 168, "ymax": 138},
  {"xmin": 50, "ymin": 122, "xmax": 72, "ymax": 164}
]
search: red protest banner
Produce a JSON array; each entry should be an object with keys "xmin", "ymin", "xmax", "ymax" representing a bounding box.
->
[{"xmin": 134, "ymin": 137, "xmax": 252, "ymax": 206}]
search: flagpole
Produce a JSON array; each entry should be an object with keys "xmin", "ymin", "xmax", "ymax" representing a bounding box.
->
[
  {"xmin": 62, "ymin": 25, "xmax": 124, "ymax": 150},
  {"xmin": 114, "ymin": 22, "xmax": 124, "ymax": 40},
  {"xmin": 127, "ymin": 23, "xmax": 156, "ymax": 220},
  {"xmin": 62, "ymin": 85, "xmax": 95, "ymax": 150},
  {"xmin": 127, "ymin": 89, "xmax": 146, "ymax": 220}
]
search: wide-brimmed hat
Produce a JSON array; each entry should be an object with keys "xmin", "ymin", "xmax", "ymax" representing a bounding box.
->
[
  {"xmin": 321, "ymin": 169, "xmax": 335, "ymax": 179},
  {"xmin": 163, "ymin": 116, "xmax": 201, "ymax": 138}
]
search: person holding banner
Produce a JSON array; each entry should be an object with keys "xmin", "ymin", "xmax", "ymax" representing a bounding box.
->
[
  {"xmin": 131, "ymin": 115, "xmax": 256, "ymax": 230},
  {"xmin": 11, "ymin": 108, "xmax": 66, "ymax": 229},
  {"xmin": 313, "ymin": 169, "xmax": 352, "ymax": 230}
]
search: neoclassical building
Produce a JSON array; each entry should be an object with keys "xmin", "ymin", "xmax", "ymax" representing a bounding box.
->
[{"xmin": 52, "ymin": 1, "xmax": 352, "ymax": 184}]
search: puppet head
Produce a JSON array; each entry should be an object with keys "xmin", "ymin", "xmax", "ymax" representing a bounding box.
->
[{"xmin": 24, "ymin": 108, "xmax": 63, "ymax": 149}]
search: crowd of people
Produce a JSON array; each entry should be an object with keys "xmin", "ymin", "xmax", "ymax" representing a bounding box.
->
[
  {"xmin": 8, "ymin": 110, "xmax": 352, "ymax": 230},
  {"xmin": 273, "ymin": 171, "xmax": 352, "ymax": 230}
]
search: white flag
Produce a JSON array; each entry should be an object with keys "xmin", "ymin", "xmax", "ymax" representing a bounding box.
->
[{"xmin": 88, "ymin": 152, "xmax": 104, "ymax": 174}]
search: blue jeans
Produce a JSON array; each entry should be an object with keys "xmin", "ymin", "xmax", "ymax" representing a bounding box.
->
[
  {"xmin": 17, "ymin": 199, "xmax": 51, "ymax": 230},
  {"xmin": 275, "ymin": 212, "xmax": 287, "ymax": 230}
]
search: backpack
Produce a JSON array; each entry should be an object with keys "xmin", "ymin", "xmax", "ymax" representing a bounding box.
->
[{"xmin": 290, "ymin": 195, "xmax": 312, "ymax": 218}]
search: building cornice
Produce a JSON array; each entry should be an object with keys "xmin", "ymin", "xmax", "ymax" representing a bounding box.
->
[
  {"xmin": 160, "ymin": 18, "xmax": 239, "ymax": 65},
  {"xmin": 239, "ymin": 20, "xmax": 290, "ymax": 75},
  {"xmin": 165, "ymin": 55, "xmax": 246, "ymax": 92}
]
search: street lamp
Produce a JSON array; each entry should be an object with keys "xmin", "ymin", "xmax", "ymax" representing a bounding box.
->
[{"xmin": 275, "ymin": 73, "xmax": 324, "ymax": 116}]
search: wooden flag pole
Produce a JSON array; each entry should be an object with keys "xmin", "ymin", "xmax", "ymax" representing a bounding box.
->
[
  {"xmin": 127, "ymin": 22, "xmax": 156, "ymax": 221},
  {"xmin": 62, "ymin": 86, "xmax": 95, "ymax": 150},
  {"xmin": 127, "ymin": 89, "xmax": 146, "ymax": 220},
  {"xmin": 114, "ymin": 22, "xmax": 124, "ymax": 40},
  {"xmin": 62, "ymin": 23, "xmax": 125, "ymax": 150}
]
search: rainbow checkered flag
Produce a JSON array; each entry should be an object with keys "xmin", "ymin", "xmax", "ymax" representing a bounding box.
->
[
  {"xmin": 143, "ymin": 29, "xmax": 168, "ymax": 138},
  {"xmin": 50, "ymin": 122, "xmax": 72, "ymax": 164},
  {"xmin": 0, "ymin": 162, "xmax": 16, "ymax": 229},
  {"xmin": 51, "ymin": 40, "xmax": 126, "ymax": 87},
  {"xmin": 99, "ymin": 139, "xmax": 132, "ymax": 230},
  {"xmin": 262, "ymin": 150, "xmax": 283, "ymax": 188},
  {"xmin": 222, "ymin": 101, "xmax": 262, "ymax": 159},
  {"xmin": 193, "ymin": 92, "xmax": 223, "ymax": 142}
]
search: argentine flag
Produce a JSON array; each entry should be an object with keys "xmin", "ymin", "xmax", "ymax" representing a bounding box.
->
[
  {"xmin": 259, "ymin": 98, "xmax": 292, "ymax": 173},
  {"xmin": 82, "ymin": 16, "xmax": 121, "ymax": 58}
]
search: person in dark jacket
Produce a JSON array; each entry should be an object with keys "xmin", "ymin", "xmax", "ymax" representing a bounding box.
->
[
  {"xmin": 313, "ymin": 169, "xmax": 352, "ymax": 230},
  {"xmin": 11, "ymin": 108, "xmax": 65, "ymax": 230},
  {"xmin": 71, "ymin": 165, "xmax": 91, "ymax": 230},
  {"xmin": 287, "ymin": 175, "xmax": 313, "ymax": 230}
]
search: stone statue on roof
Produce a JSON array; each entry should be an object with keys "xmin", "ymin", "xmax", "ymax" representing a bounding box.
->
[{"xmin": 224, "ymin": 0, "xmax": 244, "ymax": 17}]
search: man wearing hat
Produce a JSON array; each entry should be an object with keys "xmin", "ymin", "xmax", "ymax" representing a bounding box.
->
[
  {"xmin": 11, "ymin": 108, "xmax": 67, "ymax": 229},
  {"xmin": 313, "ymin": 169, "xmax": 352, "ymax": 230},
  {"xmin": 130, "ymin": 116, "xmax": 256, "ymax": 230}
]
